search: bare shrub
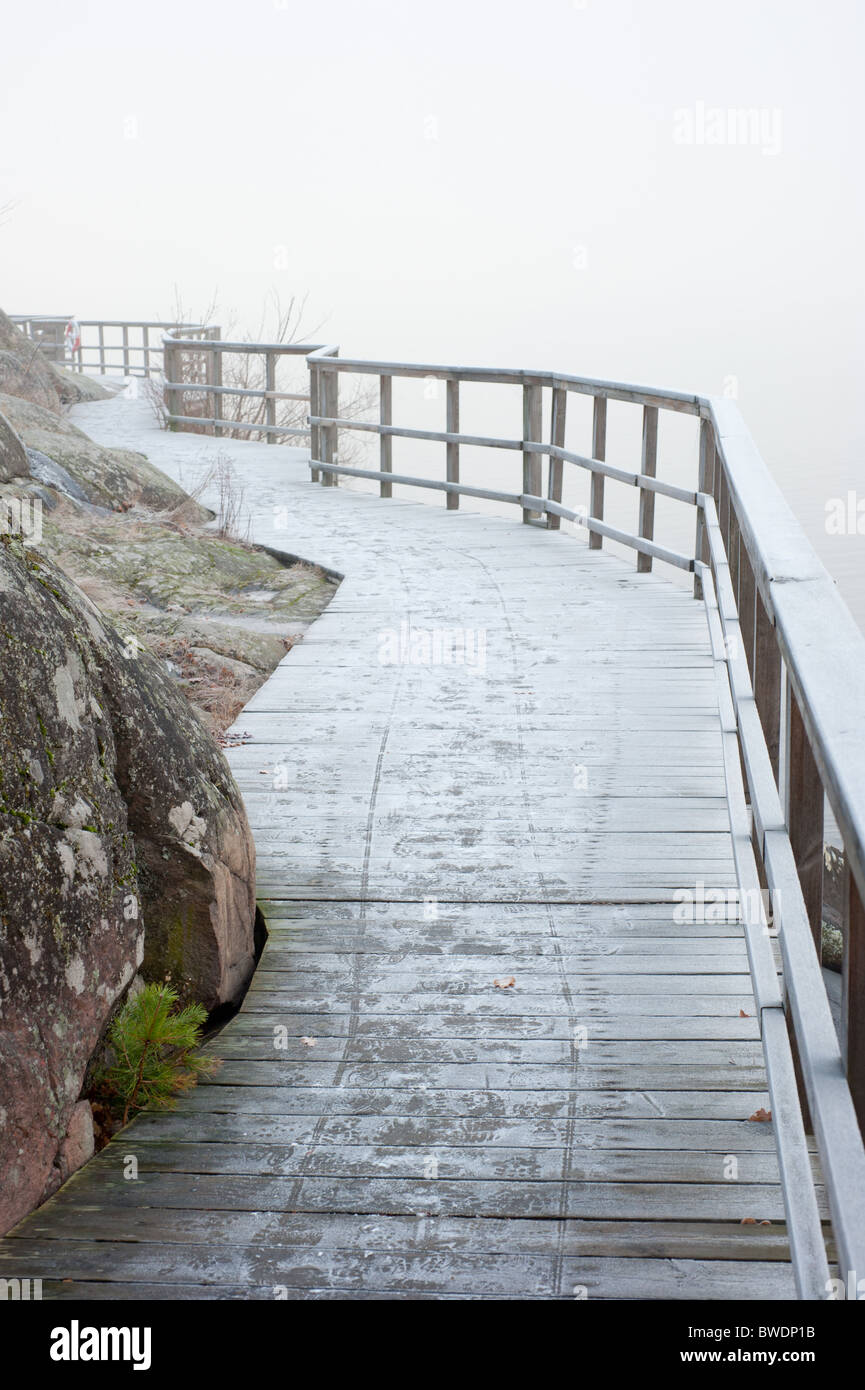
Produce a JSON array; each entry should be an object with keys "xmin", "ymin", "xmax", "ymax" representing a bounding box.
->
[{"xmin": 186, "ymin": 452, "xmax": 251, "ymax": 542}]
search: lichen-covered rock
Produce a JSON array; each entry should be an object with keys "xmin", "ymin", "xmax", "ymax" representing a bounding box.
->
[
  {"xmin": 0, "ymin": 349, "xmax": 61, "ymax": 413},
  {"xmin": 0, "ymin": 392, "xmax": 206, "ymax": 514},
  {"xmin": 98, "ymin": 611, "xmax": 257, "ymax": 1009},
  {"xmin": 57, "ymin": 1100, "xmax": 95, "ymax": 1180},
  {"xmin": 0, "ymin": 538, "xmax": 256, "ymax": 1233},
  {"xmin": 24, "ymin": 447, "xmax": 93, "ymax": 506},
  {"xmin": 0, "ymin": 312, "xmax": 63, "ymax": 412},
  {"xmin": 0, "ymin": 538, "xmax": 142, "ymax": 1233},
  {"xmin": 0, "ymin": 311, "xmax": 110, "ymax": 412},
  {"xmin": 0, "ymin": 409, "xmax": 28, "ymax": 483},
  {"xmin": 50, "ymin": 364, "xmax": 112, "ymax": 406}
]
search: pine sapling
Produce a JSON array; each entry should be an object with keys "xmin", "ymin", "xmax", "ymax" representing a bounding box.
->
[{"xmin": 102, "ymin": 982, "xmax": 220, "ymax": 1124}]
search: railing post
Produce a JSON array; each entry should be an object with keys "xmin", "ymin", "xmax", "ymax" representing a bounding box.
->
[
  {"xmin": 323, "ymin": 368, "xmax": 338, "ymax": 486},
  {"xmin": 782, "ymin": 642, "xmax": 824, "ymax": 1140},
  {"xmin": 265, "ymin": 351, "xmax": 277, "ymax": 444},
  {"xmin": 212, "ymin": 331, "xmax": 223, "ymax": 437},
  {"xmin": 546, "ymin": 387, "xmax": 566, "ymax": 530},
  {"xmin": 98, "ymin": 324, "xmax": 106, "ymax": 376},
  {"xmin": 785, "ymin": 679, "xmax": 824, "ymax": 959},
  {"xmin": 206, "ymin": 342, "xmax": 219, "ymax": 438},
  {"xmin": 309, "ymin": 362, "xmax": 320, "ymax": 483},
  {"xmin": 122, "ymin": 324, "xmax": 130, "ymax": 376},
  {"xmin": 636, "ymin": 404, "xmax": 659, "ymax": 572},
  {"xmin": 694, "ymin": 419, "xmax": 714, "ymax": 596},
  {"xmin": 446, "ymin": 379, "xmax": 459, "ymax": 510},
  {"xmin": 718, "ymin": 466, "xmax": 731, "ymax": 549},
  {"xmin": 842, "ymin": 866, "xmax": 865, "ymax": 1134},
  {"xmin": 738, "ymin": 540, "xmax": 756, "ymax": 679},
  {"xmin": 522, "ymin": 383, "xmax": 542, "ymax": 524},
  {"xmin": 163, "ymin": 341, "xmax": 172, "ymax": 426},
  {"xmin": 589, "ymin": 396, "xmax": 607, "ymax": 549},
  {"xmin": 380, "ymin": 375, "xmax": 393, "ymax": 498},
  {"xmin": 754, "ymin": 590, "xmax": 781, "ymax": 782}
]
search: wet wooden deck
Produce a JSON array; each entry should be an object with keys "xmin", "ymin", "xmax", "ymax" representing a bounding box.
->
[{"xmin": 0, "ymin": 400, "xmax": 803, "ymax": 1298}]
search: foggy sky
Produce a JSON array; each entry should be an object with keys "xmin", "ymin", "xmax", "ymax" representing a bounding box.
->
[{"xmin": 2, "ymin": 0, "xmax": 863, "ymax": 615}]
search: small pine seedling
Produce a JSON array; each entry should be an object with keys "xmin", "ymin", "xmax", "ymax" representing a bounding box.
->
[{"xmin": 102, "ymin": 982, "xmax": 219, "ymax": 1124}]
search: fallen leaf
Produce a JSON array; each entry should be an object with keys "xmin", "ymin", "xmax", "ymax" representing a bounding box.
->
[
  {"xmin": 759, "ymin": 1220, "xmax": 772, "ymax": 1226},
  {"xmin": 748, "ymin": 1108, "xmax": 772, "ymax": 1123},
  {"xmin": 739, "ymin": 1010, "xmax": 750, "ymax": 1018},
  {"xmin": 300, "ymin": 1036, "xmax": 317, "ymax": 1048},
  {"xmin": 493, "ymin": 976, "xmax": 516, "ymax": 989},
  {"xmin": 740, "ymin": 1217, "xmax": 757, "ymax": 1225}
]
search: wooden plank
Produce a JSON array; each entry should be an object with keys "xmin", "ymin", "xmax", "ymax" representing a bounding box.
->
[
  {"xmin": 125, "ymin": 1112, "xmax": 780, "ymax": 1149},
  {"xmin": 0, "ymin": 1242, "xmax": 798, "ymax": 1299},
  {"xmin": 169, "ymin": 1085, "xmax": 774, "ymax": 1120},
  {"xmin": 87, "ymin": 1142, "xmax": 789, "ymax": 1184},
  {"xmin": 9, "ymin": 1212, "xmax": 801, "ymax": 1263},
  {"xmin": 203, "ymin": 1060, "xmax": 769, "ymax": 1091},
  {"xmin": 8, "ymin": 1170, "xmax": 808, "ymax": 1221}
]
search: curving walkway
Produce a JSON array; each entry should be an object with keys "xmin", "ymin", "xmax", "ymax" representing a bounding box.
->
[{"xmin": 0, "ymin": 394, "xmax": 803, "ymax": 1298}]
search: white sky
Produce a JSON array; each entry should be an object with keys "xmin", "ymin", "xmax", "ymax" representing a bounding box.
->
[{"xmin": 2, "ymin": 0, "xmax": 864, "ymax": 611}]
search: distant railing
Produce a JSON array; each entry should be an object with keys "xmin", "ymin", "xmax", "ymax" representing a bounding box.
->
[
  {"xmin": 302, "ymin": 346, "xmax": 865, "ymax": 1299},
  {"xmin": 10, "ymin": 316, "xmax": 215, "ymax": 378}
]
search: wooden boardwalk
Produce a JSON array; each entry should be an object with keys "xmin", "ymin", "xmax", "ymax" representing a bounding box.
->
[{"xmin": 0, "ymin": 399, "xmax": 809, "ymax": 1298}]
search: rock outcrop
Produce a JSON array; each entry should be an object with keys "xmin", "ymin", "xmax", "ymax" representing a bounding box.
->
[
  {"xmin": 0, "ymin": 392, "xmax": 203, "ymax": 515},
  {"xmin": 0, "ymin": 409, "xmax": 28, "ymax": 483},
  {"xmin": 0, "ymin": 537, "xmax": 256, "ymax": 1234},
  {"xmin": 0, "ymin": 311, "xmax": 111, "ymax": 412}
]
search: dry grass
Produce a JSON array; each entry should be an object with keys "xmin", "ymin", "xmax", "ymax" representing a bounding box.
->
[{"xmin": 148, "ymin": 633, "xmax": 283, "ymax": 735}]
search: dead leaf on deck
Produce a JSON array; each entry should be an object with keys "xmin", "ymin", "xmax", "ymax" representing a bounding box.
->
[
  {"xmin": 300, "ymin": 1036, "xmax": 317, "ymax": 1048},
  {"xmin": 493, "ymin": 976, "xmax": 516, "ymax": 990},
  {"xmin": 747, "ymin": 1107, "xmax": 772, "ymax": 1122},
  {"xmin": 740, "ymin": 1217, "xmax": 757, "ymax": 1225},
  {"xmin": 739, "ymin": 1010, "xmax": 750, "ymax": 1018}
]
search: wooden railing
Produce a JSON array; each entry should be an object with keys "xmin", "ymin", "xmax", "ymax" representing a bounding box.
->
[
  {"xmin": 11, "ymin": 316, "xmax": 215, "ymax": 378},
  {"xmin": 161, "ymin": 331, "xmax": 326, "ymax": 441},
  {"xmin": 302, "ymin": 347, "xmax": 865, "ymax": 1299}
]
